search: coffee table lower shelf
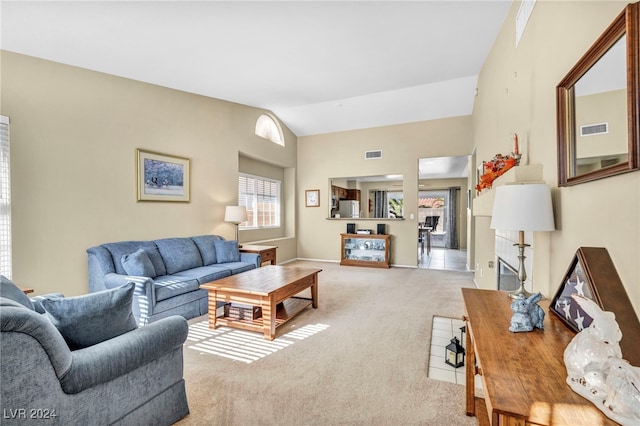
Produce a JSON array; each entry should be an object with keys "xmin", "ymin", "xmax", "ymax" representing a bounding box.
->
[{"xmin": 215, "ymin": 297, "xmax": 312, "ymax": 334}]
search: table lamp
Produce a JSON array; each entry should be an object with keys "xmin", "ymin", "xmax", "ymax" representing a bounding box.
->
[
  {"xmin": 490, "ymin": 183, "xmax": 555, "ymax": 299},
  {"xmin": 224, "ymin": 206, "xmax": 247, "ymax": 244}
]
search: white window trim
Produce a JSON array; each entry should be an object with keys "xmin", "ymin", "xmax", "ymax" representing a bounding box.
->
[{"xmin": 1, "ymin": 115, "xmax": 12, "ymax": 278}]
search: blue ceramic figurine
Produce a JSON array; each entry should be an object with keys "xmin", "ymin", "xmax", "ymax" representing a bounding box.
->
[{"xmin": 509, "ymin": 292, "xmax": 545, "ymax": 333}]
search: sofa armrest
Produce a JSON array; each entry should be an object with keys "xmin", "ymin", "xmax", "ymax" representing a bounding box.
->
[
  {"xmin": 240, "ymin": 252, "xmax": 261, "ymax": 268},
  {"xmin": 104, "ymin": 273, "xmax": 155, "ymax": 304},
  {"xmin": 104, "ymin": 273, "xmax": 143, "ymax": 289},
  {"xmin": 1, "ymin": 298, "xmax": 73, "ymax": 380},
  {"xmin": 59, "ymin": 315, "xmax": 188, "ymax": 394}
]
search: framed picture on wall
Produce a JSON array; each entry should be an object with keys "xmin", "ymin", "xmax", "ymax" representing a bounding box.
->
[
  {"xmin": 137, "ymin": 149, "xmax": 190, "ymax": 202},
  {"xmin": 305, "ymin": 189, "xmax": 320, "ymax": 207}
]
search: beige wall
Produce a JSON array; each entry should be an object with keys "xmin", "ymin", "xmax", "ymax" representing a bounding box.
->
[
  {"xmin": 1, "ymin": 51, "xmax": 297, "ymax": 296},
  {"xmin": 472, "ymin": 0, "xmax": 639, "ymax": 316},
  {"xmin": 297, "ymin": 117, "xmax": 473, "ymax": 266}
]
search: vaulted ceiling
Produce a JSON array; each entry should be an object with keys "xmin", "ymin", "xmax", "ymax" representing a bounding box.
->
[{"xmin": 1, "ymin": 1, "xmax": 511, "ymax": 138}]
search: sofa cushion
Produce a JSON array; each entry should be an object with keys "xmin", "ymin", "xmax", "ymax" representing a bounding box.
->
[
  {"xmin": 121, "ymin": 248, "xmax": 156, "ymax": 277},
  {"xmin": 155, "ymin": 238, "xmax": 203, "ymax": 274},
  {"xmin": 216, "ymin": 262, "xmax": 256, "ymax": 275},
  {"xmin": 103, "ymin": 241, "xmax": 167, "ymax": 276},
  {"xmin": 174, "ymin": 265, "xmax": 232, "ymax": 284},
  {"xmin": 0, "ymin": 275, "xmax": 34, "ymax": 310},
  {"xmin": 153, "ymin": 276, "xmax": 201, "ymax": 302},
  {"xmin": 42, "ymin": 282, "xmax": 137, "ymax": 350},
  {"xmin": 191, "ymin": 235, "xmax": 223, "ymax": 266},
  {"xmin": 214, "ymin": 240, "xmax": 240, "ymax": 263}
]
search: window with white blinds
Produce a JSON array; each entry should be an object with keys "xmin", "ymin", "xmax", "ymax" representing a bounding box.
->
[
  {"xmin": 0, "ymin": 116, "xmax": 11, "ymax": 278},
  {"xmin": 238, "ymin": 173, "xmax": 280, "ymax": 229}
]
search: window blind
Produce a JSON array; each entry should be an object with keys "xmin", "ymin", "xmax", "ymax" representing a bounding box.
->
[
  {"xmin": 238, "ymin": 173, "xmax": 280, "ymax": 228},
  {"xmin": 0, "ymin": 115, "xmax": 11, "ymax": 278}
]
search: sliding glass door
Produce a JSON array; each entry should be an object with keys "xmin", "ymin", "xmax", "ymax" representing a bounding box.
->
[{"xmin": 418, "ymin": 188, "xmax": 459, "ymax": 249}]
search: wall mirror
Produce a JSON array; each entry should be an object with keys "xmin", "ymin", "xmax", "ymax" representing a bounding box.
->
[
  {"xmin": 557, "ymin": 2, "xmax": 640, "ymax": 186},
  {"xmin": 328, "ymin": 175, "xmax": 404, "ymax": 219}
]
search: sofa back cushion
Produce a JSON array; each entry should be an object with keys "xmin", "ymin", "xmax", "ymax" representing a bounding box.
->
[
  {"xmin": 103, "ymin": 241, "xmax": 167, "ymax": 276},
  {"xmin": 42, "ymin": 282, "xmax": 137, "ymax": 350},
  {"xmin": 155, "ymin": 238, "xmax": 203, "ymax": 274},
  {"xmin": 214, "ymin": 240, "xmax": 240, "ymax": 263},
  {"xmin": 191, "ymin": 235, "xmax": 224, "ymax": 265}
]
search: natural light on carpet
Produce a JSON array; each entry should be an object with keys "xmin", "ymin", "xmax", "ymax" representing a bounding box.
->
[{"xmin": 186, "ymin": 320, "xmax": 330, "ymax": 364}]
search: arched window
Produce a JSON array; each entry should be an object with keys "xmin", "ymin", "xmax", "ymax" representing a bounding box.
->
[{"xmin": 255, "ymin": 114, "xmax": 284, "ymax": 146}]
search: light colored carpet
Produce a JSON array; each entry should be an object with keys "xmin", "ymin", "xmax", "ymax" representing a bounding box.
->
[{"xmin": 177, "ymin": 260, "xmax": 478, "ymax": 425}]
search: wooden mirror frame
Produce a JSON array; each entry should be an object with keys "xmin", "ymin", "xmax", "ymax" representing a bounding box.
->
[{"xmin": 556, "ymin": 2, "xmax": 640, "ymax": 186}]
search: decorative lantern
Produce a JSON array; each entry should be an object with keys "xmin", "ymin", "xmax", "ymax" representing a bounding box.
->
[{"xmin": 445, "ymin": 336, "xmax": 465, "ymax": 368}]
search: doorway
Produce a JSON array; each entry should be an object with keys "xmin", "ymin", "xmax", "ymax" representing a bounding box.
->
[
  {"xmin": 418, "ymin": 190, "xmax": 447, "ymax": 247},
  {"xmin": 417, "ymin": 155, "xmax": 470, "ymax": 272},
  {"xmin": 416, "ymin": 190, "xmax": 468, "ymax": 271},
  {"xmin": 417, "ymin": 188, "xmax": 466, "ymax": 270}
]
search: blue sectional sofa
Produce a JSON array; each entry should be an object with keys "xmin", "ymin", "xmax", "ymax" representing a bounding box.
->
[{"xmin": 87, "ymin": 235, "xmax": 261, "ymax": 325}]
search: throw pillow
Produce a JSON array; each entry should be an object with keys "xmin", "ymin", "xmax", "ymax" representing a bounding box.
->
[
  {"xmin": 42, "ymin": 282, "xmax": 137, "ymax": 350},
  {"xmin": 0, "ymin": 275, "xmax": 35, "ymax": 310},
  {"xmin": 214, "ymin": 240, "xmax": 240, "ymax": 263},
  {"xmin": 121, "ymin": 248, "xmax": 156, "ymax": 277},
  {"xmin": 191, "ymin": 235, "xmax": 222, "ymax": 265}
]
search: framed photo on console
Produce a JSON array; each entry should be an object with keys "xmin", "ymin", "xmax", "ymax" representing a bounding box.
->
[
  {"xmin": 550, "ymin": 248, "xmax": 601, "ymax": 333},
  {"xmin": 137, "ymin": 149, "xmax": 190, "ymax": 202},
  {"xmin": 549, "ymin": 247, "xmax": 640, "ymax": 366}
]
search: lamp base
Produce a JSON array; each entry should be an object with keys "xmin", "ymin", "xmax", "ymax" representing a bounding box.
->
[
  {"xmin": 508, "ymin": 285, "xmax": 532, "ymax": 299},
  {"xmin": 508, "ymin": 238, "xmax": 531, "ymax": 299}
]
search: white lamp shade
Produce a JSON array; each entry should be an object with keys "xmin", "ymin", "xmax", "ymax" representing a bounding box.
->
[
  {"xmin": 490, "ymin": 184, "xmax": 555, "ymax": 231},
  {"xmin": 224, "ymin": 206, "xmax": 248, "ymax": 223}
]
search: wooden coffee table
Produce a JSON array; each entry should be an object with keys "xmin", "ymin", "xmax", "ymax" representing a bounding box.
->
[{"xmin": 201, "ymin": 265, "xmax": 321, "ymax": 340}]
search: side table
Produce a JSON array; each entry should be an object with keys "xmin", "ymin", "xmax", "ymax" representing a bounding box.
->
[{"xmin": 239, "ymin": 244, "xmax": 277, "ymax": 266}]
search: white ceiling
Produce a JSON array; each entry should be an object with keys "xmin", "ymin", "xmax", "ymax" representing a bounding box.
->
[
  {"xmin": 1, "ymin": 0, "xmax": 511, "ymax": 138},
  {"xmin": 419, "ymin": 154, "xmax": 469, "ymax": 180}
]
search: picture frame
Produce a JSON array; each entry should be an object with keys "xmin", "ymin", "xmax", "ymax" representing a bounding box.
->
[
  {"xmin": 550, "ymin": 249, "xmax": 601, "ymax": 333},
  {"xmin": 137, "ymin": 149, "xmax": 190, "ymax": 202},
  {"xmin": 549, "ymin": 247, "xmax": 640, "ymax": 366},
  {"xmin": 305, "ymin": 189, "xmax": 320, "ymax": 207}
]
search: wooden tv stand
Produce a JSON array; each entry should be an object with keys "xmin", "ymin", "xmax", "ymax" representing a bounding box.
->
[{"xmin": 462, "ymin": 288, "xmax": 618, "ymax": 425}]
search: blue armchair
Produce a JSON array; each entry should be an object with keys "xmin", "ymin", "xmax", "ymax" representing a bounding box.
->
[{"xmin": 0, "ymin": 276, "xmax": 190, "ymax": 425}]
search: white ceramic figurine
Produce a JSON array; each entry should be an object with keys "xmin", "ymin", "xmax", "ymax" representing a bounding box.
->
[
  {"xmin": 563, "ymin": 293, "xmax": 640, "ymax": 425},
  {"xmin": 564, "ymin": 294, "xmax": 622, "ymax": 399}
]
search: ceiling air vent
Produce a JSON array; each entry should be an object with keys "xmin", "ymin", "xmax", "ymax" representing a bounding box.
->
[
  {"xmin": 580, "ymin": 123, "xmax": 608, "ymax": 136},
  {"xmin": 365, "ymin": 150, "xmax": 382, "ymax": 160}
]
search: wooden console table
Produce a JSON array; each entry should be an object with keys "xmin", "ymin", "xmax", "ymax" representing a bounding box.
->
[
  {"xmin": 462, "ymin": 288, "xmax": 618, "ymax": 425},
  {"xmin": 239, "ymin": 244, "xmax": 277, "ymax": 266}
]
